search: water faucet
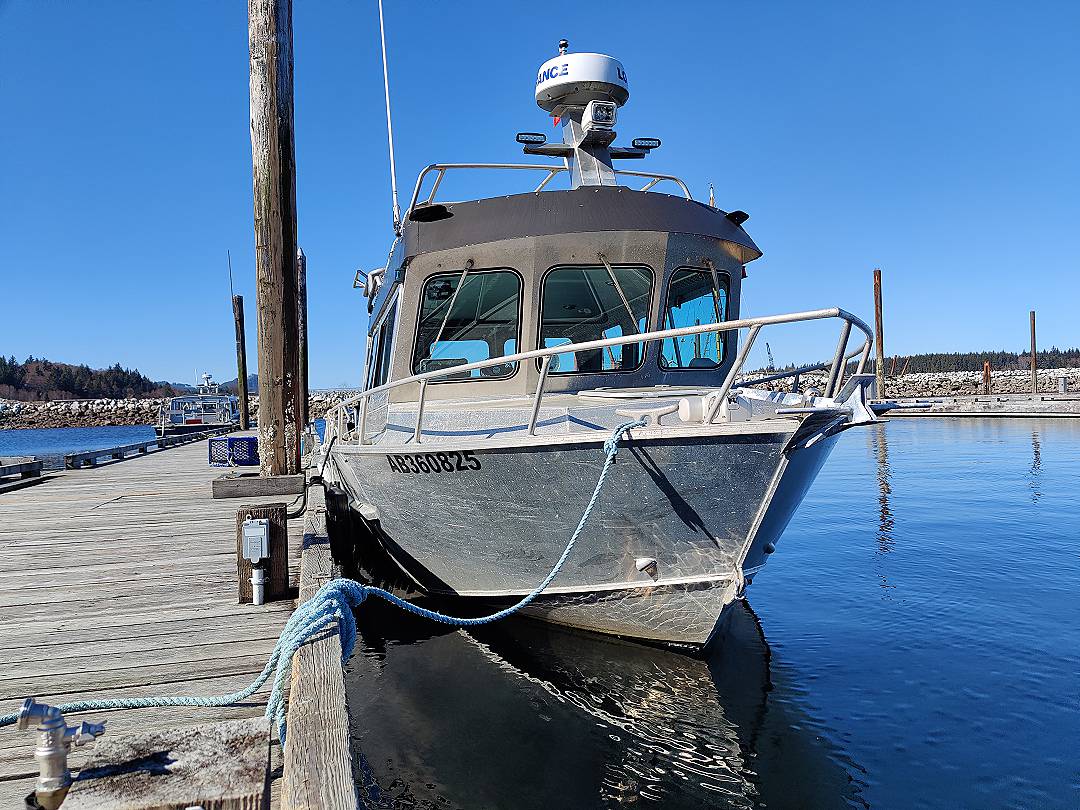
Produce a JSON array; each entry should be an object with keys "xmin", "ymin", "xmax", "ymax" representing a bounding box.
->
[{"xmin": 17, "ymin": 699, "xmax": 106, "ymax": 810}]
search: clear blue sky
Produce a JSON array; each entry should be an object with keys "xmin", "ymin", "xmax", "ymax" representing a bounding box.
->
[{"xmin": 2, "ymin": 0, "xmax": 1078, "ymax": 387}]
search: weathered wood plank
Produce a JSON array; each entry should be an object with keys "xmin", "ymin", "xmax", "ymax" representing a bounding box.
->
[
  {"xmin": 0, "ymin": 457, "xmax": 43, "ymax": 479},
  {"xmin": 0, "ymin": 595, "xmax": 293, "ymax": 634},
  {"xmin": 280, "ymin": 484, "xmax": 355, "ymax": 809},
  {"xmin": 63, "ymin": 717, "xmax": 270, "ymax": 810},
  {"xmin": 213, "ymin": 474, "xmax": 306, "ymax": 499},
  {"xmin": 0, "ymin": 651, "xmax": 276, "ymax": 701},
  {"xmin": 1, "ymin": 636, "xmax": 281, "ymax": 683},
  {"xmin": 0, "ymin": 607, "xmax": 292, "ymax": 650}
]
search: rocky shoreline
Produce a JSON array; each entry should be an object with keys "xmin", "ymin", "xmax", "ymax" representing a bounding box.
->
[
  {"xmin": 777, "ymin": 367, "xmax": 1080, "ymax": 399},
  {"xmin": 0, "ymin": 391, "xmax": 357, "ymax": 431}
]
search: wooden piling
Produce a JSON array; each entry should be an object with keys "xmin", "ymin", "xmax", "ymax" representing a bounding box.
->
[
  {"xmin": 233, "ymin": 295, "xmax": 251, "ymax": 431},
  {"xmin": 249, "ymin": 0, "xmax": 301, "ymax": 476},
  {"xmin": 296, "ymin": 247, "xmax": 309, "ymax": 430},
  {"xmin": 1030, "ymin": 310, "xmax": 1038, "ymax": 394},
  {"xmin": 873, "ymin": 268, "xmax": 885, "ymax": 398}
]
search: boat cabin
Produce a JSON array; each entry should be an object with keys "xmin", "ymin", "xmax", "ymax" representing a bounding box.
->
[{"xmin": 358, "ymin": 46, "xmax": 762, "ymax": 407}]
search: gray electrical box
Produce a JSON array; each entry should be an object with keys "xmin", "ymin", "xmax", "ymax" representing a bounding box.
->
[{"xmin": 242, "ymin": 518, "xmax": 270, "ymax": 564}]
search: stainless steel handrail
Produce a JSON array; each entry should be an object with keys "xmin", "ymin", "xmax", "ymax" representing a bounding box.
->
[
  {"xmin": 325, "ymin": 308, "xmax": 873, "ymax": 447},
  {"xmin": 402, "ymin": 163, "xmax": 695, "ymax": 224},
  {"xmin": 614, "ymin": 169, "xmax": 692, "ymax": 199}
]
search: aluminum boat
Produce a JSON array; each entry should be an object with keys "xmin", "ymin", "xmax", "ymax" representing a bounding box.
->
[
  {"xmin": 322, "ymin": 43, "xmax": 879, "ymax": 645},
  {"xmin": 157, "ymin": 373, "xmax": 240, "ymax": 437}
]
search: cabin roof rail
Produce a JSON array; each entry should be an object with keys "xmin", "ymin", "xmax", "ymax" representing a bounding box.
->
[{"xmin": 401, "ymin": 162, "xmax": 694, "ymax": 229}]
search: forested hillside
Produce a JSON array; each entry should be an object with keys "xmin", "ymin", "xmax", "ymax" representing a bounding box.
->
[
  {"xmin": 0, "ymin": 356, "xmax": 177, "ymax": 401},
  {"xmin": 839, "ymin": 347, "xmax": 1080, "ymax": 375}
]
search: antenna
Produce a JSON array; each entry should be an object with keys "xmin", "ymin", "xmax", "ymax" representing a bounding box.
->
[
  {"xmin": 377, "ymin": 0, "xmax": 402, "ymax": 233},
  {"xmin": 227, "ymin": 249, "xmax": 235, "ymax": 299}
]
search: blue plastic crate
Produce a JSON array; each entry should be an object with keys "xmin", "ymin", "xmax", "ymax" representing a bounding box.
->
[{"xmin": 209, "ymin": 436, "xmax": 260, "ymax": 467}]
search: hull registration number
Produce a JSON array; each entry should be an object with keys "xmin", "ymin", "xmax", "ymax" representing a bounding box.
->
[{"xmin": 386, "ymin": 451, "xmax": 481, "ymax": 474}]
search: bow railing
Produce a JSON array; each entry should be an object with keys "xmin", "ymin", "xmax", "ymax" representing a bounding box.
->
[{"xmin": 325, "ymin": 307, "xmax": 873, "ymax": 447}]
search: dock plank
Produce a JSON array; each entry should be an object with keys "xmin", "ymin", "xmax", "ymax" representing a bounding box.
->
[{"xmin": 0, "ymin": 435, "xmax": 304, "ymax": 805}]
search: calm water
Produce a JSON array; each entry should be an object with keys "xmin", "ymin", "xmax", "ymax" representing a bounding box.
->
[
  {"xmin": 0, "ymin": 424, "xmax": 156, "ymax": 469},
  {"xmin": 344, "ymin": 418, "xmax": 1080, "ymax": 809}
]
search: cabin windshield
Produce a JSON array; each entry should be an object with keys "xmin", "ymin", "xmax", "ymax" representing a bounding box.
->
[
  {"xmin": 660, "ymin": 267, "xmax": 729, "ymax": 370},
  {"xmin": 412, "ymin": 269, "xmax": 521, "ymax": 380},
  {"xmin": 540, "ymin": 264, "xmax": 652, "ymax": 374}
]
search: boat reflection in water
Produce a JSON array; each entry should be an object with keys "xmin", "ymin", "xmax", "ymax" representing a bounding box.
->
[{"xmin": 343, "ymin": 577, "xmax": 860, "ymax": 808}]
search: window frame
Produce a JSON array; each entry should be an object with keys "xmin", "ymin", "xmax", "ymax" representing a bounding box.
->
[
  {"xmin": 537, "ymin": 262, "xmax": 655, "ymax": 375},
  {"xmin": 657, "ymin": 265, "xmax": 731, "ymax": 372},
  {"xmin": 410, "ymin": 267, "xmax": 525, "ymax": 384},
  {"xmin": 366, "ymin": 291, "xmax": 400, "ymax": 391}
]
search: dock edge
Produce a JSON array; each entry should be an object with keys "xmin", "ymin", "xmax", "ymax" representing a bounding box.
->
[{"xmin": 280, "ymin": 481, "xmax": 357, "ymax": 809}]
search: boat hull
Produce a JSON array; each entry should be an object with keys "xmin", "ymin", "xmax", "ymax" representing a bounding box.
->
[
  {"xmin": 329, "ymin": 427, "xmax": 838, "ymax": 645},
  {"xmin": 157, "ymin": 422, "xmax": 237, "ymax": 437}
]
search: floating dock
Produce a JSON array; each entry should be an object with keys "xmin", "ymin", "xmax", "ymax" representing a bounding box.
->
[
  {"xmin": 0, "ymin": 434, "xmax": 351, "ymax": 807},
  {"xmin": 882, "ymin": 392, "xmax": 1080, "ymax": 418}
]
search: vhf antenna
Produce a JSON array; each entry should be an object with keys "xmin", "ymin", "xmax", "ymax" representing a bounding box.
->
[
  {"xmin": 226, "ymin": 249, "xmax": 235, "ymax": 299},
  {"xmin": 377, "ymin": 0, "xmax": 402, "ymax": 233}
]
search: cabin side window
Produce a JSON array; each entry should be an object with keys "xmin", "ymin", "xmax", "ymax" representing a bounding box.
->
[
  {"xmin": 412, "ymin": 269, "xmax": 521, "ymax": 380},
  {"xmin": 659, "ymin": 267, "xmax": 729, "ymax": 370},
  {"xmin": 539, "ymin": 264, "xmax": 652, "ymax": 374},
  {"xmin": 367, "ymin": 297, "xmax": 399, "ymax": 390}
]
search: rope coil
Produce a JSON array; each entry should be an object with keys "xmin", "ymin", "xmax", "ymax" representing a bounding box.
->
[{"xmin": 0, "ymin": 419, "xmax": 645, "ymax": 745}]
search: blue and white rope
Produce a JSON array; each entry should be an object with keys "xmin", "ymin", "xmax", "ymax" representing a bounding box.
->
[{"xmin": 0, "ymin": 419, "xmax": 645, "ymax": 744}]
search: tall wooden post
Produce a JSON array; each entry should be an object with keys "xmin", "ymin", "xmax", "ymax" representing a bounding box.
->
[
  {"xmin": 232, "ymin": 295, "xmax": 251, "ymax": 430},
  {"xmin": 296, "ymin": 247, "xmax": 309, "ymax": 430},
  {"xmin": 249, "ymin": 0, "xmax": 300, "ymax": 476},
  {"xmin": 1030, "ymin": 310, "xmax": 1037, "ymax": 394},
  {"xmin": 873, "ymin": 268, "xmax": 885, "ymax": 398}
]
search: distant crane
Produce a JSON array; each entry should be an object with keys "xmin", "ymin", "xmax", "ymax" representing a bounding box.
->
[{"xmin": 765, "ymin": 342, "xmax": 776, "ymax": 372}]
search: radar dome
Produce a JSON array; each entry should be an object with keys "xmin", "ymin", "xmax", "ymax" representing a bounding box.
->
[{"xmin": 534, "ymin": 52, "xmax": 629, "ymax": 113}]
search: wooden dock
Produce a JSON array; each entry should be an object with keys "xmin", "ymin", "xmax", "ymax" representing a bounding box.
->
[{"xmin": 0, "ymin": 435, "xmax": 313, "ymax": 806}]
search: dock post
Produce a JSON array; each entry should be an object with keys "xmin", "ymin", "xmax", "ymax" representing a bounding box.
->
[
  {"xmin": 249, "ymin": 0, "xmax": 301, "ymax": 476},
  {"xmin": 296, "ymin": 247, "xmax": 309, "ymax": 431},
  {"xmin": 235, "ymin": 504, "xmax": 290, "ymax": 603},
  {"xmin": 233, "ymin": 294, "xmax": 250, "ymax": 431},
  {"xmin": 873, "ymin": 268, "xmax": 885, "ymax": 398},
  {"xmin": 983, "ymin": 360, "xmax": 992, "ymax": 395},
  {"xmin": 1030, "ymin": 310, "xmax": 1038, "ymax": 394}
]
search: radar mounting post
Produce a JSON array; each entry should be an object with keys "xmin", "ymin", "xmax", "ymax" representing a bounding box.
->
[{"xmin": 534, "ymin": 44, "xmax": 629, "ymax": 189}]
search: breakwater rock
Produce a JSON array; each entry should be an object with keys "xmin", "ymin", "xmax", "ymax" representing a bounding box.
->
[
  {"xmin": 865, "ymin": 367, "xmax": 1080, "ymax": 399},
  {"xmin": 0, "ymin": 390, "xmax": 359, "ymax": 431},
  {"xmin": 741, "ymin": 367, "xmax": 1080, "ymax": 399}
]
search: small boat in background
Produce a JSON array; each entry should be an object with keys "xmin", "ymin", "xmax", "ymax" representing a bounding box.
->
[{"xmin": 157, "ymin": 373, "xmax": 240, "ymax": 437}]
